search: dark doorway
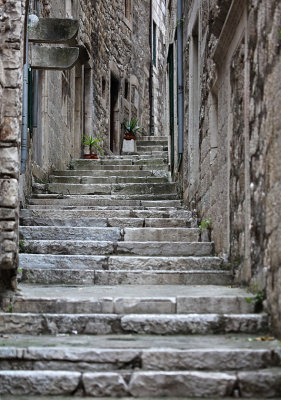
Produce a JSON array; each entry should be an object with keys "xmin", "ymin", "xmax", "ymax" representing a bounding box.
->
[{"xmin": 110, "ymin": 74, "xmax": 120, "ymax": 153}]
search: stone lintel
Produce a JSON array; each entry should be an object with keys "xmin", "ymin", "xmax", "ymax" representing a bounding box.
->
[
  {"xmin": 29, "ymin": 18, "xmax": 79, "ymax": 44},
  {"xmin": 213, "ymin": 0, "xmax": 246, "ymax": 66},
  {"xmin": 31, "ymin": 47, "xmax": 80, "ymax": 70}
]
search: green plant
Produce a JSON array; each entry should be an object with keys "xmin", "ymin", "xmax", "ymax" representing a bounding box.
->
[
  {"xmin": 123, "ymin": 119, "xmax": 143, "ymax": 137},
  {"xmin": 199, "ymin": 217, "xmax": 212, "ymax": 231},
  {"xmin": 7, "ymin": 304, "xmax": 13, "ymax": 313},
  {"xmin": 19, "ymin": 240, "xmax": 26, "ymax": 253},
  {"xmin": 82, "ymin": 136, "xmax": 104, "ymax": 155},
  {"xmin": 245, "ymin": 283, "xmax": 265, "ymax": 313}
]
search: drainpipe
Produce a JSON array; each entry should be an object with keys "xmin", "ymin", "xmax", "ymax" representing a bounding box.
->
[
  {"xmin": 21, "ymin": 0, "xmax": 30, "ymax": 174},
  {"xmin": 149, "ymin": 0, "xmax": 154, "ymax": 136},
  {"xmin": 177, "ymin": 0, "xmax": 183, "ymax": 169},
  {"xmin": 32, "ymin": 0, "xmax": 39, "ymax": 129}
]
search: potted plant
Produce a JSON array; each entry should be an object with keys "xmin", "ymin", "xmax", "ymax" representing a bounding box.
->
[
  {"xmin": 82, "ymin": 136, "xmax": 104, "ymax": 159},
  {"xmin": 123, "ymin": 119, "xmax": 142, "ymax": 140}
]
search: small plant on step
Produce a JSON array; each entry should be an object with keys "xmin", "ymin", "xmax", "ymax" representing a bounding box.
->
[
  {"xmin": 19, "ymin": 240, "xmax": 26, "ymax": 253},
  {"xmin": 199, "ymin": 217, "xmax": 211, "ymax": 242},
  {"xmin": 245, "ymin": 283, "xmax": 265, "ymax": 313}
]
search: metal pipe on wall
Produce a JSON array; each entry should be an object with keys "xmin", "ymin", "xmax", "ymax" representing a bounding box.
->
[
  {"xmin": 21, "ymin": 26, "xmax": 29, "ymax": 174},
  {"xmin": 149, "ymin": 0, "xmax": 154, "ymax": 136},
  {"xmin": 177, "ymin": 0, "xmax": 184, "ymax": 166}
]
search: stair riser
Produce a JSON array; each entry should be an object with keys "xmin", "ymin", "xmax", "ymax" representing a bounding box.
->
[
  {"xmin": 72, "ymin": 159, "xmax": 166, "ymax": 168},
  {"xmin": 20, "ymin": 217, "xmax": 193, "ymax": 228},
  {"xmin": 47, "ymin": 183, "xmax": 178, "ymax": 196},
  {"xmin": 19, "ymin": 269, "xmax": 232, "ymax": 286},
  {"xmin": 0, "ymin": 369, "xmax": 280, "ymax": 397},
  {"xmin": 28, "ymin": 198, "xmax": 183, "ymax": 207},
  {"xmin": 0, "ymin": 314, "xmax": 268, "ymax": 335},
  {"xmin": 20, "ymin": 227, "xmax": 199, "ymax": 242},
  {"xmin": 20, "ymin": 241, "xmax": 213, "ymax": 256},
  {"xmin": 19, "ymin": 254, "xmax": 223, "ymax": 271},
  {"xmin": 52, "ymin": 169, "xmax": 168, "ymax": 177},
  {"xmin": 21, "ymin": 209, "xmax": 191, "ymax": 219},
  {"xmin": 49, "ymin": 176, "xmax": 168, "ymax": 184},
  {"xmin": 11, "ymin": 294, "xmax": 253, "ymax": 314},
  {"xmin": 0, "ymin": 348, "xmax": 277, "ymax": 372}
]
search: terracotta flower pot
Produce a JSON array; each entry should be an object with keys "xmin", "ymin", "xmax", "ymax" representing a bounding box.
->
[
  {"xmin": 124, "ymin": 133, "xmax": 136, "ymax": 140},
  {"xmin": 84, "ymin": 154, "xmax": 98, "ymax": 159}
]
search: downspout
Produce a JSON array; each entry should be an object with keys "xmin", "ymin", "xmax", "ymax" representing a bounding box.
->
[
  {"xmin": 177, "ymin": 0, "xmax": 183, "ymax": 169},
  {"xmin": 21, "ymin": 0, "xmax": 30, "ymax": 174},
  {"xmin": 149, "ymin": 0, "xmax": 154, "ymax": 136}
]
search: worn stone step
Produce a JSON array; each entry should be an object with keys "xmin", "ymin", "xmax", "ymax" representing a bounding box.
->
[
  {"xmin": 19, "ymin": 254, "xmax": 223, "ymax": 271},
  {"xmin": 20, "ymin": 240, "xmax": 213, "ymax": 256},
  {"xmin": 72, "ymin": 158, "xmax": 166, "ymax": 169},
  {"xmin": 49, "ymin": 176, "xmax": 169, "ymax": 184},
  {"xmin": 20, "ymin": 217, "xmax": 194, "ymax": 228},
  {"xmin": 28, "ymin": 196, "xmax": 183, "ymax": 208},
  {"xmin": 22, "ymin": 208, "xmax": 191, "ymax": 220},
  {"xmin": 137, "ymin": 137, "xmax": 168, "ymax": 144},
  {"xmin": 19, "ymin": 269, "xmax": 232, "ymax": 286},
  {"xmin": 21, "ymin": 226, "xmax": 199, "ymax": 243},
  {"xmin": 10, "ymin": 285, "xmax": 255, "ymax": 314},
  {"xmin": 0, "ymin": 312, "xmax": 268, "ymax": 336},
  {"xmin": 73, "ymin": 163, "xmax": 168, "ymax": 171},
  {"xmin": 123, "ymin": 228, "xmax": 199, "ymax": 242},
  {"xmin": 52, "ymin": 169, "xmax": 168, "ymax": 177},
  {"xmin": 20, "ymin": 226, "xmax": 122, "ymax": 241},
  {"xmin": 0, "ymin": 368, "xmax": 280, "ymax": 397},
  {"xmin": 47, "ymin": 182, "xmax": 178, "ymax": 196},
  {"xmin": 136, "ymin": 145, "xmax": 165, "ymax": 152}
]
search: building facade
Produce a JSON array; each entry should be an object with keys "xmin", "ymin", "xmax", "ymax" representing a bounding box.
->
[{"xmin": 167, "ymin": 0, "xmax": 281, "ymax": 335}]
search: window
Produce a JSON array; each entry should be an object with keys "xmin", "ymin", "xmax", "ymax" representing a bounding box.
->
[{"xmin": 153, "ymin": 21, "xmax": 157, "ymax": 67}]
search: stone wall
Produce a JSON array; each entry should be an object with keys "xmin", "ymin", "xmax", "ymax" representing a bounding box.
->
[
  {"xmin": 0, "ymin": 0, "xmax": 25, "ymax": 292},
  {"xmin": 173, "ymin": 0, "xmax": 281, "ymax": 336}
]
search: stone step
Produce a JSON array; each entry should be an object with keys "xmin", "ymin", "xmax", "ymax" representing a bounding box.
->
[
  {"xmin": 137, "ymin": 137, "xmax": 168, "ymax": 144},
  {"xmin": 72, "ymin": 158, "xmax": 166, "ymax": 169},
  {"xmin": 20, "ymin": 226, "xmax": 122, "ymax": 241},
  {"xmin": 19, "ymin": 269, "xmax": 232, "ymax": 286},
  {"xmin": 73, "ymin": 163, "xmax": 168, "ymax": 171},
  {"xmin": 0, "ymin": 368, "xmax": 280, "ymax": 397},
  {"xmin": 0, "ymin": 312, "xmax": 268, "ymax": 336},
  {"xmin": 20, "ymin": 216, "xmax": 194, "ymax": 228},
  {"xmin": 47, "ymin": 183, "xmax": 178, "ymax": 197},
  {"xmin": 52, "ymin": 169, "xmax": 168, "ymax": 177},
  {"xmin": 136, "ymin": 145, "xmax": 165, "ymax": 152},
  {"xmin": 49, "ymin": 175, "xmax": 169, "ymax": 184},
  {"xmin": 28, "ymin": 196, "xmax": 183, "ymax": 208},
  {"xmin": 20, "ymin": 226, "xmax": 199, "ymax": 242},
  {"xmin": 21, "ymin": 208, "xmax": 192, "ymax": 220},
  {"xmin": 20, "ymin": 240, "xmax": 213, "ymax": 256},
  {"xmin": 10, "ymin": 285, "xmax": 255, "ymax": 314},
  {"xmin": 19, "ymin": 254, "xmax": 223, "ymax": 270}
]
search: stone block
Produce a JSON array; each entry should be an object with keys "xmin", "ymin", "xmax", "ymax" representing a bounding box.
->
[
  {"xmin": 2, "ymin": 48, "xmax": 22, "ymax": 69},
  {"xmin": 83, "ymin": 372, "xmax": 128, "ymax": 397},
  {"xmin": 122, "ymin": 138, "xmax": 136, "ymax": 153},
  {"xmin": 0, "ymin": 146, "xmax": 19, "ymax": 177},
  {"xmin": 0, "ymin": 179, "xmax": 18, "ymax": 208},
  {"xmin": 0, "ymin": 117, "xmax": 20, "ymax": 142},
  {"xmin": 238, "ymin": 369, "xmax": 281, "ymax": 398},
  {"xmin": 1, "ymin": 88, "xmax": 21, "ymax": 117},
  {"xmin": 0, "ymin": 371, "xmax": 80, "ymax": 395},
  {"xmin": 128, "ymin": 371, "xmax": 236, "ymax": 397}
]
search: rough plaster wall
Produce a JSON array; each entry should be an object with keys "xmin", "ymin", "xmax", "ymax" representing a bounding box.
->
[{"xmin": 0, "ymin": 0, "xmax": 25, "ymax": 291}]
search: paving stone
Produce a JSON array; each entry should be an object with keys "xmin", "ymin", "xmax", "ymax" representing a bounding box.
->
[
  {"xmin": 238, "ymin": 368, "xmax": 281, "ymax": 397},
  {"xmin": 83, "ymin": 372, "xmax": 128, "ymax": 397},
  {"xmin": 128, "ymin": 371, "xmax": 236, "ymax": 397},
  {"xmin": 116, "ymin": 241, "xmax": 213, "ymax": 256},
  {"xmin": 20, "ymin": 226, "xmax": 121, "ymax": 241},
  {"xmin": 0, "ymin": 371, "xmax": 80, "ymax": 395},
  {"xmin": 123, "ymin": 227, "xmax": 199, "ymax": 242}
]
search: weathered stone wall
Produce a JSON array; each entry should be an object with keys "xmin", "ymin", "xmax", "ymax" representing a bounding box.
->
[
  {"xmin": 0, "ymin": 0, "xmax": 25, "ymax": 292},
  {"xmin": 172, "ymin": 0, "xmax": 281, "ymax": 335}
]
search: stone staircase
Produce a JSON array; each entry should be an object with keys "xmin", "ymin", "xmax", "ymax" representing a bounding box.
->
[{"xmin": 0, "ymin": 136, "xmax": 281, "ymax": 398}]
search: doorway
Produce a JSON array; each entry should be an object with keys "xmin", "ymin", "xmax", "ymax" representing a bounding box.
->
[{"xmin": 110, "ymin": 74, "xmax": 120, "ymax": 154}]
